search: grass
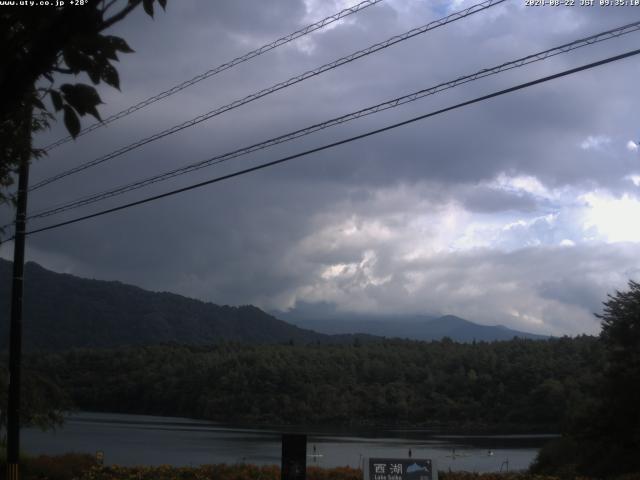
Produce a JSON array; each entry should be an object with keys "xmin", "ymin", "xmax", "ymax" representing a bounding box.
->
[{"xmin": 1, "ymin": 454, "xmax": 640, "ymax": 480}]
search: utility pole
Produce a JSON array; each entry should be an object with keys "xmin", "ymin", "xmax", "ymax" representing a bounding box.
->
[{"xmin": 6, "ymin": 145, "xmax": 30, "ymax": 480}]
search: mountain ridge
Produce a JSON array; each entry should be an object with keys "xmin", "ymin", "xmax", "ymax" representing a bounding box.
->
[
  {"xmin": 276, "ymin": 311, "xmax": 548, "ymax": 341},
  {"xmin": 0, "ymin": 259, "xmax": 546, "ymax": 350},
  {"xmin": 0, "ymin": 259, "xmax": 346, "ymax": 350}
]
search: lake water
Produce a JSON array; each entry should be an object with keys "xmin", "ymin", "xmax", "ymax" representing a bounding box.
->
[{"xmin": 23, "ymin": 412, "xmax": 555, "ymax": 473}]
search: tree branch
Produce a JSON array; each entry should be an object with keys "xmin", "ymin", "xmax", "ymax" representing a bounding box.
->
[
  {"xmin": 52, "ymin": 66, "xmax": 73, "ymax": 74},
  {"xmin": 100, "ymin": 0, "xmax": 141, "ymax": 31},
  {"xmin": 101, "ymin": 0, "xmax": 120, "ymax": 14}
]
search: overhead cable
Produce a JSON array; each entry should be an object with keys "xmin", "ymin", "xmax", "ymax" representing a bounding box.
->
[
  {"xmin": 26, "ymin": 20, "xmax": 640, "ymax": 221},
  {"xmin": 22, "ymin": 47, "xmax": 640, "ymax": 238},
  {"xmin": 40, "ymin": 0, "xmax": 385, "ymax": 152},
  {"xmin": 30, "ymin": 0, "xmax": 505, "ymax": 191}
]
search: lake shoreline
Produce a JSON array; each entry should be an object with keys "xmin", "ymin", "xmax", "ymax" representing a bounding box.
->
[
  {"xmin": 23, "ymin": 412, "xmax": 548, "ymax": 472},
  {"xmin": 68, "ymin": 409, "xmax": 560, "ymax": 437}
]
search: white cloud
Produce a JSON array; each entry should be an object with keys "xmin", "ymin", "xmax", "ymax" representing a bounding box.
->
[
  {"xmin": 302, "ymin": 0, "xmax": 363, "ymax": 29},
  {"xmin": 267, "ymin": 179, "xmax": 640, "ymax": 334},
  {"xmin": 489, "ymin": 173, "xmax": 550, "ymax": 197},
  {"xmin": 627, "ymin": 140, "xmax": 639, "ymax": 152},
  {"xmin": 581, "ymin": 191, "xmax": 640, "ymax": 243},
  {"xmin": 288, "ymin": 242, "xmax": 640, "ymax": 335},
  {"xmin": 580, "ymin": 135, "xmax": 611, "ymax": 150},
  {"xmin": 626, "ymin": 174, "xmax": 640, "ymax": 187}
]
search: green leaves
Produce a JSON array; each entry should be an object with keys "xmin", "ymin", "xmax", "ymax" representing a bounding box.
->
[
  {"xmin": 32, "ymin": 97, "xmax": 45, "ymax": 111},
  {"xmin": 143, "ymin": 0, "xmax": 154, "ymax": 17},
  {"xmin": 0, "ymin": 0, "xmax": 170, "ymax": 210},
  {"xmin": 63, "ymin": 105, "xmax": 80, "ymax": 138},
  {"xmin": 50, "ymin": 90, "xmax": 63, "ymax": 111},
  {"xmin": 60, "ymin": 83, "xmax": 103, "ymax": 121},
  {"xmin": 61, "ymin": 33, "xmax": 134, "ymax": 88},
  {"xmin": 141, "ymin": 0, "xmax": 167, "ymax": 18},
  {"xmin": 100, "ymin": 63, "xmax": 120, "ymax": 90},
  {"xmin": 62, "ymin": 46, "xmax": 92, "ymax": 74},
  {"xmin": 46, "ymin": 15, "xmax": 148, "ymax": 141},
  {"xmin": 53, "ymin": 29, "xmax": 137, "ymax": 139},
  {"xmin": 52, "ymin": 83, "xmax": 103, "ymax": 137},
  {"xmin": 105, "ymin": 35, "xmax": 134, "ymax": 54},
  {"xmin": 62, "ymin": 41, "xmax": 120, "ymax": 90}
]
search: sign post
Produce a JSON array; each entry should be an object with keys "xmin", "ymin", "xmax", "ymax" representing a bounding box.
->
[
  {"xmin": 281, "ymin": 434, "xmax": 306, "ymax": 480},
  {"xmin": 367, "ymin": 458, "xmax": 436, "ymax": 480}
]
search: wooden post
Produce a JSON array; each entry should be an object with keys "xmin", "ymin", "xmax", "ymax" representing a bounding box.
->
[
  {"xmin": 6, "ymin": 149, "xmax": 30, "ymax": 480},
  {"xmin": 281, "ymin": 434, "xmax": 306, "ymax": 480}
]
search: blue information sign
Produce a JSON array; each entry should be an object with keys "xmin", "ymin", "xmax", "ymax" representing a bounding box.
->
[{"xmin": 368, "ymin": 458, "xmax": 435, "ymax": 480}]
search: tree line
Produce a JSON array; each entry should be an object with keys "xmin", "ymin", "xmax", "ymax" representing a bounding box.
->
[{"xmin": 19, "ymin": 335, "xmax": 601, "ymax": 432}]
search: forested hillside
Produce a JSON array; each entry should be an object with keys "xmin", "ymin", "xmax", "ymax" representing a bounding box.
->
[
  {"xmin": 0, "ymin": 260, "xmax": 337, "ymax": 349},
  {"xmin": 26, "ymin": 336, "xmax": 601, "ymax": 431}
]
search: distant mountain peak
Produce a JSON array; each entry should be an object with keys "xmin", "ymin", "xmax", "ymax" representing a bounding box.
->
[{"xmin": 277, "ymin": 307, "xmax": 548, "ymax": 342}]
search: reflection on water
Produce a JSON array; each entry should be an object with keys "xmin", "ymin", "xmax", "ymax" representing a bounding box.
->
[{"xmin": 23, "ymin": 412, "xmax": 555, "ymax": 472}]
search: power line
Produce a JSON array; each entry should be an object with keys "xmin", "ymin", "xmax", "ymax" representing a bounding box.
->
[
  {"xmin": 29, "ymin": 0, "xmax": 505, "ymax": 192},
  {"xmin": 21, "ymin": 47, "xmax": 640, "ymax": 238},
  {"xmin": 24, "ymin": 20, "xmax": 640, "ymax": 222},
  {"xmin": 40, "ymin": 0, "xmax": 385, "ymax": 152}
]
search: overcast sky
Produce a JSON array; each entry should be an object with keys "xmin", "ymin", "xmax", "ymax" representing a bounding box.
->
[{"xmin": 2, "ymin": 0, "xmax": 640, "ymax": 336}]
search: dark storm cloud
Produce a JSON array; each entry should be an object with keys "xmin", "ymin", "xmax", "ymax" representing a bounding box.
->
[
  {"xmin": 28, "ymin": 1, "xmax": 640, "ymax": 193},
  {"xmin": 459, "ymin": 186, "xmax": 538, "ymax": 213},
  {"xmin": 3, "ymin": 0, "xmax": 640, "ymax": 335},
  {"xmin": 537, "ymin": 278, "xmax": 605, "ymax": 314},
  {"xmin": 22, "ymin": 175, "xmax": 345, "ymax": 303}
]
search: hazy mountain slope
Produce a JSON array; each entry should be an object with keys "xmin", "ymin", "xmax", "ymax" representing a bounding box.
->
[{"xmin": 278, "ymin": 312, "xmax": 548, "ymax": 342}]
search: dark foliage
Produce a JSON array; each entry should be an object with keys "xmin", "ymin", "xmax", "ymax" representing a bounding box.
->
[
  {"xmin": 532, "ymin": 280, "xmax": 640, "ymax": 478},
  {"xmin": 597, "ymin": 280, "xmax": 640, "ymax": 445},
  {"xmin": 0, "ymin": 362, "xmax": 70, "ymax": 433},
  {"xmin": 0, "ymin": 0, "xmax": 166, "ymax": 207},
  {"xmin": 24, "ymin": 336, "xmax": 601, "ymax": 430}
]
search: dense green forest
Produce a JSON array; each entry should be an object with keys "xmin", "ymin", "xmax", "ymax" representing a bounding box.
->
[{"xmin": 23, "ymin": 336, "xmax": 601, "ymax": 431}]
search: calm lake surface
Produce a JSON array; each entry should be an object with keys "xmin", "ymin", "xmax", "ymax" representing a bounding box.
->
[{"xmin": 23, "ymin": 412, "xmax": 555, "ymax": 473}]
